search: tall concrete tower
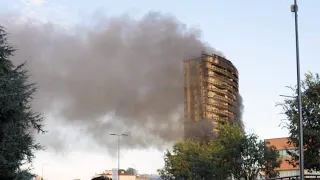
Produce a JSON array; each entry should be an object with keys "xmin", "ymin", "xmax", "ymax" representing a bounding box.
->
[{"xmin": 183, "ymin": 52, "xmax": 239, "ymax": 140}]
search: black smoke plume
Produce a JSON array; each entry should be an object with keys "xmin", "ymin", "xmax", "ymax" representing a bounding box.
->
[{"xmin": 1, "ymin": 12, "xmax": 242, "ymax": 152}]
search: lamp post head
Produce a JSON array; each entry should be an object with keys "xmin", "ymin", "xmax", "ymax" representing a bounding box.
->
[
  {"xmin": 279, "ymin": 94, "xmax": 296, "ymax": 98},
  {"xmin": 110, "ymin": 133, "xmax": 129, "ymax": 136},
  {"xmin": 291, "ymin": 4, "xmax": 298, "ymax": 13}
]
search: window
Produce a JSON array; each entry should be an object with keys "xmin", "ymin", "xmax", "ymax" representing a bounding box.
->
[
  {"xmin": 278, "ymin": 149, "xmax": 297, "ymax": 158},
  {"xmin": 279, "ymin": 170, "xmax": 299, "ymax": 177}
]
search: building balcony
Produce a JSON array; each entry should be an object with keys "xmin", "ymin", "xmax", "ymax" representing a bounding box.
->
[
  {"xmin": 203, "ymin": 63, "xmax": 236, "ymax": 79},
  {"xmin": 205, "ymin": 101, "xmax": 236, "ymax": 112},
  {"xmin": 204, "ymin": 81, "xmax": 238, "ymax": 94},
  {"xmin": 205, "ymin": 108, "xmax": 234, "ymax": 117},
  {"xmin": 206, "ymin": 94, "xmax": 236, "ymax": 105},
  {"xmin": 205, "ymin": 87, "xmax": 236, "ymax": 99},
  {"xmin": 202, "ymin": 71, "xmax": 238, "ymax": 88}
]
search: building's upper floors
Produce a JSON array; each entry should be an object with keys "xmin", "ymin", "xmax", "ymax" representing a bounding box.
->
[{"xmin": 183, "ymin": 53, "xmax": 239, "ymax": 121}]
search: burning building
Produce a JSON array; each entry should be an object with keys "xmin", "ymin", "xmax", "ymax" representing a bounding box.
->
[{"xmin": 183, "ymin": 52, "xmax": 240, "ymax": 140}]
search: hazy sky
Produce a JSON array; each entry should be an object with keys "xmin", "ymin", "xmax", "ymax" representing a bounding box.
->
[{"xmin": 1, "ymin": 0, "xmax": 320, "ymax": 179}]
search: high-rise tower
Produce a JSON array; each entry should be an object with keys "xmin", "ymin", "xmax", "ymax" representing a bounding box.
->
[{"xmin": 184, "ymin": 52, "xmax": 239, "ymax": 140}]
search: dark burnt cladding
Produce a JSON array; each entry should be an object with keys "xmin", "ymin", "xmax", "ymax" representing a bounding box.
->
[{"xmin": 183, "ymin": 52, "xmax": 240, "ymax": 141}]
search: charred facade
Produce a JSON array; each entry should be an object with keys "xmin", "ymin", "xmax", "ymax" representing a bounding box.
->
[{"xmin": 184, "ymin": 52, "xmax": 239, "ymax": 141}]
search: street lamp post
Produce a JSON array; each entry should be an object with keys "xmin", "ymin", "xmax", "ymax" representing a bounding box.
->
[
  {"xmin": 290, "ymin": 0, "xmax": 304, "ymax": 179},
  {"xmin": 110, "ymin": 133, "xmax": 128, "ymax": 180},
  {"xmin": 41, "ymin": 163, "xmax": 48, "ymax": 180},
  {"xmin": 280, "ymin": 92, "xmax": 304, "ymax": 179}
]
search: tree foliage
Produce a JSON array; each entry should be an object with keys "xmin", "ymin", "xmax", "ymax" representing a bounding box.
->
[
  {"xmin": 158, "ymin": 124, "xmax": 281, "ymax": 180},
  {"xmin": 118, "ymin": 168, "xmax": 126, "ymax": 173},
  {"xmin": 14, "ymin": 170, "xmax": 35, "ymax": 180},
  {"xmin": 91, "ymin": 176, "xmax": 112, "ymax": 180},
  {"xmin": 264, "ymin": 142, "xmax": 282, "ymax": 178},
  {"xmin": 279, "ymin": 72, "xmax": 320, "ymax": 171},
  {"xmin": 0, "ymin": 27, "xmax": 45, "ymax": 179},
  {"xmin": 125, "ymin": 167, "xmax": 137, "ymax": 175},
  {"xmin": 158, "ymin": 139, "xmax": 224, "ymax": 180},
  {"xmin": 230, "ymin": 134, "xmax": 281, "ymax": 180}
]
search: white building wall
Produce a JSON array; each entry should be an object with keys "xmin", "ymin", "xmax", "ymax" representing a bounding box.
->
[
  {"xmin": 106, "ymin": 175, "xmax": 136, "ymax": 180},
  {"xmin": 279, "ymin": 170, "xmax": 299, "ymax": 177},
  {"xmin": 278, "ymin": 169, "xmax": 320, "ymax": 177},
  {"xmin": 307, "ymin": 169, "xmax": 320, "ymax": 174}
]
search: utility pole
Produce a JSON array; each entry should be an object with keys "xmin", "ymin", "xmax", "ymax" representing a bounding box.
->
[
  {"xmin": 41, "ymin": 163, "xmax": 48, "ymax": 180},
  {"xmin": 110, "ymin": 133, "xmax": 128, "ymax": 180},
  {"xmin": 290, "ymin": 1, "xmax": 304, "ymax": 179}
]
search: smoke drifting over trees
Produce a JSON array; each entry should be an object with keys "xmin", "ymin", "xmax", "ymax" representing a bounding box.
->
[{"xmin": 1, "ymin": 12, "xmax": 242, "ymax": 152}]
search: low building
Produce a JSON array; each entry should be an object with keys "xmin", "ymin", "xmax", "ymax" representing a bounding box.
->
[
  {"xmin": 265, "ymin": 137, "xmax": 299, "ymax": 177},
  {"xmin": 94, "ymin": 170, "xmax": 136, "ymax": 180},
  {"xmin": 265, "ymin": 137, "xmax": 320, "ymax": 178},
  {"xmin": 136, "ymin": 174, "xmax": 161, "ymax": 180},
  {"xmin": 106, "ymin": 174, "xmax": 136, "ymax": 180}
]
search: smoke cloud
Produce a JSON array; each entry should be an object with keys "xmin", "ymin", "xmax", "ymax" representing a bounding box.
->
[
  {"xmin": 1, "ymin": 12, "xmax": 241, "ymax": 152},
  {"xmin": 235, "ymin": 93, "xmax": 244, "ymax": 129}
]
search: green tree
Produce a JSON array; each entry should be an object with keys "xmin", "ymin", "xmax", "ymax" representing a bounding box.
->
[
  {"xmin": 264, "ymin": 141, "xmax": 282, "ymax": 178},
  {"xmin": 158, "ymin": 124, "xmax": 243, "ymax": 180},
  {"xmin": 125, "ymin": 167, "xmax": 137, "ymax": 175},
  {"xmin": 92, "ymin": 176, "xmax": 111, "ymax": 180},
  {"xmin": 118, "ymin": 168, "xmax": 126, "ymax": 174},
  {"xmin": 214, "ymin": 124, "xmax": 281, "ymax": 179},
  {"xmin": 158, "ymin": 139, "xmax": 226, "ymax": 180},
  {"xmin": 0, "ymin": 27, "xmax": 45, "ymax": 179},
  {"xmin": 15, "ymin": 169, "xmax": 35, "ymax": 180},
  {"xmin": 279, "ymin": 72, "xmax": 320, "ymax": 171},
  {"xmin": 210, "ymin": 122, "xmax": 244, "ymax": 179},
  {"xmin": 234, "ymin": 134, "xmax": 281, "ymax": 180},
  {"xmin": 158, "ymin": 123, "xmax": 281, "ymax": 180}
]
